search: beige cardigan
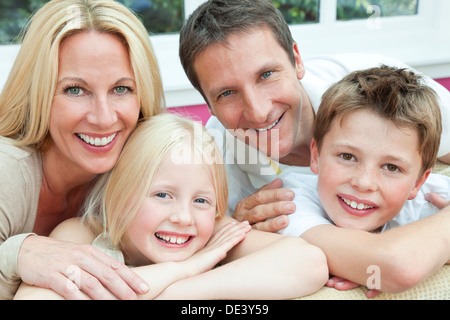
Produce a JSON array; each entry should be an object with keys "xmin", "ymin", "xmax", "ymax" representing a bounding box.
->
[{"xmin": 0, "ymin": 138, "xmax": 41, "ymax": 299}]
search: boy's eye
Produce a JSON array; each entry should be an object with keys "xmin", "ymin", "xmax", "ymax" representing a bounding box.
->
[
  {"xmin": 386, "ymin": 164, "xmax": 399, "ymax": 172},
  {"xmin": 341, "ymin": 153, "xmax": 354, "ymax": 161}
]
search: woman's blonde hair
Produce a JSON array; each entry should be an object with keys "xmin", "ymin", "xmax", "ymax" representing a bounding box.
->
[
  {"xmin": 0, "ymin": 0, "xmax": 165, "ymax": 151},
  {"xmin": 83, "ymin": 113, "xmax": 228, "ymax": 251}
]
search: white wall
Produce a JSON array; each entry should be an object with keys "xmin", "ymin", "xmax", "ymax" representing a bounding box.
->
[{"xmin": 1, "ymin": 0, "xmax": 449, "ymax": 108}]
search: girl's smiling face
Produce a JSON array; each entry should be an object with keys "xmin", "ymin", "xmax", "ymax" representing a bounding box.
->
[
  {"xmin": 311, "ymin": 109, "xmax": 430, "ymax": 232},
  {"xmin": 123, "ymin": 153, "xmax": 217, "ymax": 265}
]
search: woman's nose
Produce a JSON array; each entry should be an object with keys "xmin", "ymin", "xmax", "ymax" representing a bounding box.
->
[{"xmin": 87, "ymin": 95, "xmax": 118, "ymax": 129}]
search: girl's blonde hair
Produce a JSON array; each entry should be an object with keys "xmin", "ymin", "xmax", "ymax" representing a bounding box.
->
[
  {"xmin": 83, "ymin": 113, "xmax": 228, "ymax": 251},
  {"xmin": 0, "ymin": 0, "xmax": 165, "ymax": 151}
]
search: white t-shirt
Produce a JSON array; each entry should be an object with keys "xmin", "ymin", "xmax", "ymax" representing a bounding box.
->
[
  {"xmin": 205, "ymin": 53, "xmax": 450, "ymax": 215},
  {"xmin": 279, "ymin": 173, "xmax": 450, "ymax": 237}
]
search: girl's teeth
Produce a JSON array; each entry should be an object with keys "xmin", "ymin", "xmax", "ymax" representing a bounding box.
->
[{"xmin": 156, "ymin": 233, "xmax": 189, "ymax": 245}]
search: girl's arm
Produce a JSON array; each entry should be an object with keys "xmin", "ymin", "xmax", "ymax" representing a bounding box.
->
[
  {"xmin": 14, "ymin": 218, "xmax": 251, "ymax": 300},
  {"xmin": 153, "ymin": 216, "xmax": 328, "ymax": 300}
]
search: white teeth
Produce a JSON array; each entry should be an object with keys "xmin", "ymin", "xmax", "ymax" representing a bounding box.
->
[
  {"xmin": 155, "ymin": 233, "xmax": 189, "ymax": 245},
  {"xmin": 341, "ymin": 197, "xmax": 374, "ymax": 210},
  {"xmin": 256, "ymin": 119, "xmax": 279, "ymax": 132},
  {"xmin": 77, "ymin": 133, "xmax": 117, "ymax": 146}
]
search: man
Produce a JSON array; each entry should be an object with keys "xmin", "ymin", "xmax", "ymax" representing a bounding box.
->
[{"xmin": 179, "ymin": 0, "xmax": 450, "ymax": 294}]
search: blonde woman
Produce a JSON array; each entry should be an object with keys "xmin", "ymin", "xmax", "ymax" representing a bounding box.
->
[
  {"xmin": 15, "ymin": 113, "xmax": 328, "ymax": 300},
  {"xmin": 0, "ymin": 0, "xmax": 164, "ymax": 300}
]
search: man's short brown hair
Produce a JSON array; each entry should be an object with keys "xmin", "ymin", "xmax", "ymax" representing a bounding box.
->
[{"xmin": 179, "ymin": 0, "xmax": 295, "ymax": 98}]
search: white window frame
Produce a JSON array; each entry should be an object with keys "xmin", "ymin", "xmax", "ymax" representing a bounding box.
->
[
  {"xmin": 1, "ymin": 0, "xmax": 449, "ymax": 108},
  {"xmin": 152, "ymin": 0, "xmax": 450, "ymax": 107}
]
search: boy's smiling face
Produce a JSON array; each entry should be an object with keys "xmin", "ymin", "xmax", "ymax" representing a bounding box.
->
[{"xmin": 310, "ymin": 108, "xmax": 430, "ymax": 232}]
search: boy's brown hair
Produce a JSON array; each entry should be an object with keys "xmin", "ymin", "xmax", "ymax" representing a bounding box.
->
[
  {"xmin": 313, "ymin": 66, "xmax": 442, "ymax": 175},
  {"xmin": 179, "ymin": 0, "xmax": 295, "ymax": 99}
]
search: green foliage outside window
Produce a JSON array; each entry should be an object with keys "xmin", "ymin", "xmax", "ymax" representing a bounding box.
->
[
  {"xmin": 337, "ymin": 0, "xmax": 418, "ymax": 20},
  {"xmin": 0, "ymin": 0, "xmax": 419, "ymax": 45},
  {"xmin": 273, "ymin": 0, "xmax": 320, "ymax": 24}
]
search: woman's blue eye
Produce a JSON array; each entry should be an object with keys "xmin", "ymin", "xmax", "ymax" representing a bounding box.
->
[
  {"xmin": 114, "ymin": 86, "xmax": 129, "ymax": 94},
  {"xmin": 66, "ymin": 87, "xmax": 83, "ymax": 95},
  {"xmin": 194, "ymin": 198, "xmax": 207, "ymax": 204}
]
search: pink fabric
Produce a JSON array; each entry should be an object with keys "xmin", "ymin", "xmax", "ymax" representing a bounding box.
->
[
  {"xmin": 168, "ymin": 104, "xmax": 211, "ymax": 125},
  {"xmin": 436, "ymin": 78, "xmax": 450, "ymax": 91}
]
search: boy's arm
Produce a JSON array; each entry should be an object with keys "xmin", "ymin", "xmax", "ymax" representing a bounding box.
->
[{"xmin": 301, "ymin": 206, "xmax": 450, "ymax": 293}]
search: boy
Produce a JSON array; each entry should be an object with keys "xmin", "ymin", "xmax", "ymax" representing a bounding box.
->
[
  {"xmin": 281, "ymin": 66, "xmax": 450, "ymax": 295},
  {"xmin": 179, "ymin": 0, "xmax": 450, "ymax": 233}
]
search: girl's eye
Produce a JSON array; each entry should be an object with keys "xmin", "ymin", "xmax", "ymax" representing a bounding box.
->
[
  {"xmin": 194, "ymin": 198, "xmax": 207, "ymax": 204},
  {"xmin": 156, "ymin": 192, "xmax": 168, "ymax": 199},
  {"xmin": 340, "ymin": 153, "xmax": 354, "ymax": 161}
]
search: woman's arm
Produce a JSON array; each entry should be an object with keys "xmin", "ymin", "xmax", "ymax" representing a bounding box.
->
[
  {"xmin": 15, "ymin": 218, "xmax": 252, "ymax": 300},
  {"xmin": 153, "ymin": 217, "xmax": 328, "ymax": 300}
]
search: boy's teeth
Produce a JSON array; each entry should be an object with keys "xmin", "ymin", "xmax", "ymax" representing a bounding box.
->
[
  {"xmin": 341, "ymin": 197, "xmax": 374, "ymax": 210},
  {"xmin": 77, "ymin": 133, "xmax": 117, "ymax": 146}
]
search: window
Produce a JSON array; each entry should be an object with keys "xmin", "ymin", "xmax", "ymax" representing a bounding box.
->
[
  {"xmin": 273, "ymin": 0, "xmax": 320, "ymax": 24},
  {"xmin": 0, "ymin": 0, "xmax": 185, "ymax": 44},
  {"xmin": 2, "ymin": 0, "xmax": 419, "ymax": 43},
  {"xmin": 337, "ymin": 0, "xmax": 418, "ymax": 20},
  {"xmin": 0, "ymin": 0, "xmax": 449, "ymax": 108}
]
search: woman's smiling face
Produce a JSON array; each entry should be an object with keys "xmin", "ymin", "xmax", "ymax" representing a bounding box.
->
[{"xmin": 49, "ymin": 31, "xmax": 140, "ymax": 175}]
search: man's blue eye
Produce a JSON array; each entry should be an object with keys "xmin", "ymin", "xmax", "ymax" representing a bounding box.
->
[
  {"xmin": 221, "ymin": 90, "xmax": 232, "ymax": 98},
  {"xmin": 262, "ymin": 71, "xmax": 273, "ymax": 79}
]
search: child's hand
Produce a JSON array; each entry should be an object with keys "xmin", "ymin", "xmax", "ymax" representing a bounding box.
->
[
  {"xmin": 185, "ymin": 221, "xmax": 251, "ymax": 276},
  {"xmin": 425, "ymin": 193, "xmax": 450, "ymax": 209}
]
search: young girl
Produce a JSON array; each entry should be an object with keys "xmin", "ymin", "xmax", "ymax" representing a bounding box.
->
[{"xmin": 15, "ymin": 113, "xmax": 327, "ymax": 300}]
